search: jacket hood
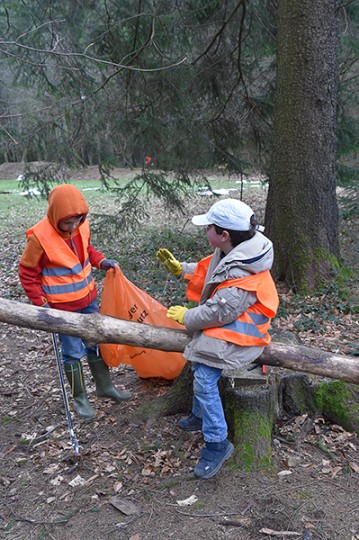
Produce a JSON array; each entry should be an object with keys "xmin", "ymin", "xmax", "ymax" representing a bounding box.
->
[
  {"xmin": 212, "ymin": 231, "xmax": 274, "ymax": 280},
  {"xmin": 47, "ymin": 184, "xmax": 89, "ymax": 233}
]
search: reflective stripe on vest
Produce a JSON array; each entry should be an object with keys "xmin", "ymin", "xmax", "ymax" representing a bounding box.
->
[
  {"xmin": 42, "ymin": 258, "xmax": 89, "ymax": 277},
  {"xmin": 204, "ymin": 305, "xmax": 272, "ymax": 346},
  {"xmin": 184, "ymin": 253, "xmax": 279, "ymax": 347},
  {"xmin": 204, "ymin": 271, "xmax": 279, "ymax": 346},
  {"xmin": 28, "ymin": 218, "xmax": 95, "ymax": 304}
]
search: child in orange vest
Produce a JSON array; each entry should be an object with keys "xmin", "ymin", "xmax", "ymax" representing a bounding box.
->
[
  {"xmin": 19, "ymin": 184, "xmax": 132, "ymax": 419},
  {"xmin": 157, "ymin": 198, "xmax": 279, "ymax": 479}
]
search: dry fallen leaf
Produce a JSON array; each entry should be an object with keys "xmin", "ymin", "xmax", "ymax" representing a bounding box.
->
[
  {"xmin": 176, "ymin": 495, "xmax": 198, "ymax": 506},
  {"xmin": 109, "ymin": 496, "xmax": 140, "ymax": 515},
  {"xmin": 68, "ymin": 475, "xmax": 86, "ymax": 487},
  {"xmin": 349, "ymin": 462, "xmax": 359, "ymax": 474},
  {"xmin": 331, "ymin": 466, "xmax": 342, "ymax": 478},
  {"xmin": 50, "ymin": 475, "xmax": 64, "ymax": 486},
  {"xmin": 113, "ymin": 481, "xmax": 123, "ymax": 493},
  {"xmin": 141, "ymin": 465, "xmax": 155, "ymax": 477},
  {"xmin": 277, "ymin": 470, "xmax": 292, "ymax": 477},
  {"xmin": 44, "ymin": 464, "xmax": 60, "ymax": 475}
]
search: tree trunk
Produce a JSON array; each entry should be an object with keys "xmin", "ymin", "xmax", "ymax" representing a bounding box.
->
[
  {"xmin": 266, "ymin": 0, "xmax": 340, "ymax": 291},
  {"xmin": 0, "ymin": 298, "xmax": 358, "ymax": 384}
]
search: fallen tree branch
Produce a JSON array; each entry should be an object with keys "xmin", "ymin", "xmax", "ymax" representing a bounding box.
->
[
  {"xmin": 259, "ymin": 342, "xmax": 359, "ymax": 385},
  {"xmin": 0, "ymin": 298, "xmax": 358, "ymax": 384}
]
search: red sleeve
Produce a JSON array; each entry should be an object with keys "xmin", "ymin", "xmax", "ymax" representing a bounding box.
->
[
  {"xmin": 18, "ymin": 232, "xmax": 106, "ymax": 306},
  {"xmin": 18, "ymin": 234, "xmax": 48, "ymax": 306},
  {"xmin": 88, "ymin": 241, "xmax": 106, "ymax": 269}
]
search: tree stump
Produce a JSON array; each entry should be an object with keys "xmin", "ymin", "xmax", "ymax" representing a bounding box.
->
[
  {"xmin": 312, "ymin": 380, "xmax": 359, "ymax": 434},
  {"xmin": 278, "ymin": 372, "xmax": 316, "ymax": 417},
  {"xmin": 221, "ymin": 368, "xmax": 278, "ymax": 471}
]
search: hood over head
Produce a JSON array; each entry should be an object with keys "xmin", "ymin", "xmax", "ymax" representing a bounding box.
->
[{"xmin": 47, "ymin": 184, "xmax": 89, "ymax": 232}]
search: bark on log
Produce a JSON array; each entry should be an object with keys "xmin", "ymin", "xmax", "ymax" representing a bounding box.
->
[
  {"xmin": 0, "ymin": 297, "xmax": 358, "ymax": 385},
  {"xmin": 0, "ymin": 298, "xmax": 189, "ymax": 352}
]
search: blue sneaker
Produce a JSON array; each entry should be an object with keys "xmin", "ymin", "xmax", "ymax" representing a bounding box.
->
[
  {"xmin": 177, "ymin": 413, "xmax": 202, "ymax": 431},
  {"xmin": 194, "ymin": 439, "xmax": 234, "ymax": 479}
]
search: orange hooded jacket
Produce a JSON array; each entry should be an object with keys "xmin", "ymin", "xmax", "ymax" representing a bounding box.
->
[
  {"xmin": 19, "ymin": 184, "xmax": 105, "ymax": 310},
  {"xmin": 27, "ymin": 218, "xmax": 95, "ymax": 304}
]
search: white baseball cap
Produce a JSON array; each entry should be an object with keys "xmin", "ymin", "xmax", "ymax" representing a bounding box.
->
[{"xmin": 192, "ymin": 198, "xmax": 255, "ymax": 231}]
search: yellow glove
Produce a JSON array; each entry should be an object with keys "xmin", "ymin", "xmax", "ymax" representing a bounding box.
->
[
  {"xmin": 166, "ymin": 306, "xmax": 188, "ymax": 325},
  {"xmin": 156, "ymin": 248, "xmax": 182, "ymax": 277}
]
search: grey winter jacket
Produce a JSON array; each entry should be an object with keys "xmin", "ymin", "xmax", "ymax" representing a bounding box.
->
[{"xmin": 180, "ymin": 231, "xmax": 275, "ymax": 372}]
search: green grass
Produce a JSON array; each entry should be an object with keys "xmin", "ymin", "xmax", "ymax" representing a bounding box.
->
[
  {"xmin": 0, "ymin": 178, "xmax": 212, "ymax": 305},
  {"xmin": 0, "ymin": 175, "xmax": 133, "ymax": 191},
  {"xmin": 1, "ymin": 415, "xmax": 14, "ymax": 424},
  {"xmin": 0, "ymin": 171, "xmax": 266, "ymax": 218},
  {"xmin": 0, "ymin": 182, "xmax": 121, "ymax": 225}
]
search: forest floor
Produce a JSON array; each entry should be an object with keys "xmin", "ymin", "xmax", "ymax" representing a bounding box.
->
[{"xmin": 0, "ymin": 163, "xmax": 358, "ymax": 540}]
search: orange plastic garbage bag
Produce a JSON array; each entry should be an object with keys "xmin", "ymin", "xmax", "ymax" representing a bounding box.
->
[{"xmin": 99, "ymin": 265, "xmax": 186, "ymax": 379}]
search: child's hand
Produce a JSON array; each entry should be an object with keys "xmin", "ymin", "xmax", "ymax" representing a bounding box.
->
[
  {"xmin": 156, "ymin": 248, "xmax": 182, "ymax": 276},
  {"xmin": 100, "ymin": 259, "xmax": 118, "ymax": 271},
  {"xmin": 166, "ymin": 306, "xmax": 188, "ymax": 324}
]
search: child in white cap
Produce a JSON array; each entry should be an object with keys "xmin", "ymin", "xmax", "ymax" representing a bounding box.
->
[{"xmin": 156, "ymin": 198, "xmax": 279, "ymax": 479}]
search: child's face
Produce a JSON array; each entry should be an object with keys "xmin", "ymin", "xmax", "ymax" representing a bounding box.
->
[
  {"xmin": 58, "ymin": 215, "xmax": 83, "ymax": 233},
  {"xmin": 206, "ymin": 224, "xmax": 232, "ymax": 254},
  {"xmin": 206, "ymin": 224, "xmax": 223, "ymax": 248}
]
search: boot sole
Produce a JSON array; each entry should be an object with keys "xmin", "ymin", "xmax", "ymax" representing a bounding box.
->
[
  {"xmin": 96, "ymin": 393, "xmax": 132, "ymax": 401},
  {"xmin": 74, "ymin": 402, "xmax": 96, "ymax": 420},
  {"xmin": 75, "ymin": 410, "xmax": 95, "ymax": 420},
  {"xmin": 194, "ymin": 442, "xmax": 234, "ymax": 479}
]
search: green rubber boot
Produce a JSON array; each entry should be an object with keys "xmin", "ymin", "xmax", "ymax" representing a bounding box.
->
[
  {"xmin": 64, "ymin": 362, "xmax": 96, "ymax": 419},
  {"xmin": 87, "ymin": 356, "xmax": 132, "ymax": 401}
]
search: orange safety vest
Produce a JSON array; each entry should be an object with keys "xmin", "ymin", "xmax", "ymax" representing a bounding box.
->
[
  {"xmin": 184, "ymin": 255, "xmax": 213, "ymax": 302},
  {"xmin": 185, "ymin": 255, "xmax": 279, "ymax": 347},
  {"xmin": 27, "ymin": 218, "xmax": 95, "ymax": 304}
]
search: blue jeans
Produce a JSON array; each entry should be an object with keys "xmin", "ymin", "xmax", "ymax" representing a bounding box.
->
[
  {"xmin": 59, "ymin": 299, "xmax": 100, "ymax": 365},
  {"xmin": 191, "ymin": 361, "xmax": 227, "ymax": 443}
]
